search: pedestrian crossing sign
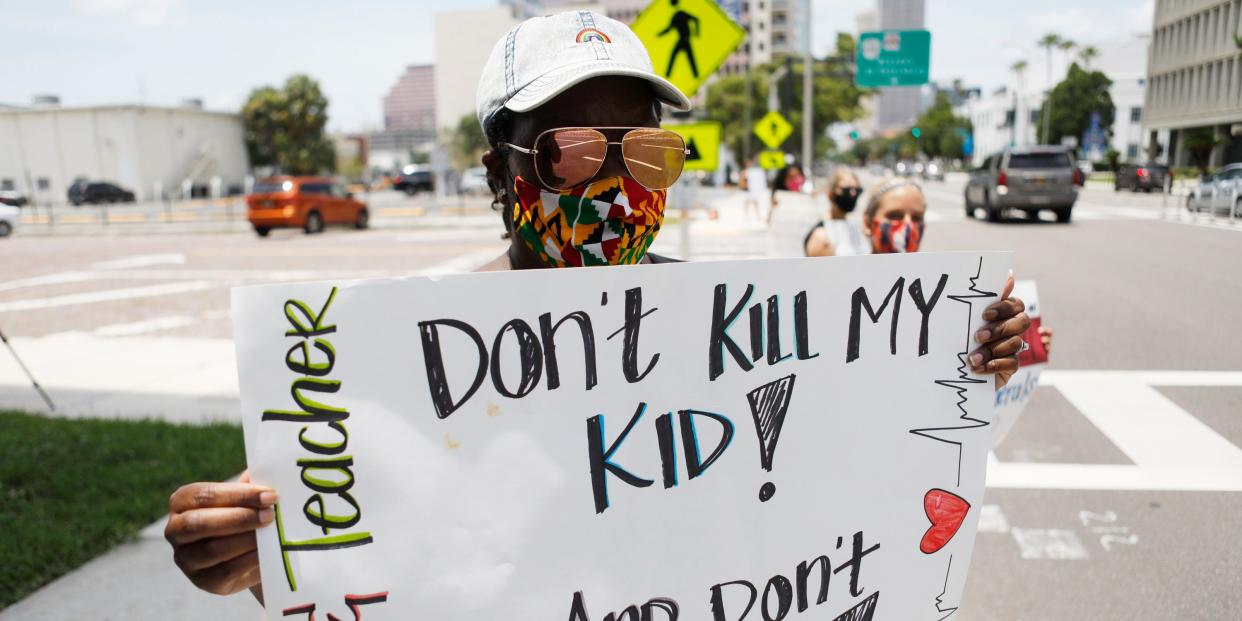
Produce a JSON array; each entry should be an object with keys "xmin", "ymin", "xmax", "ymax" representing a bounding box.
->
[
  {"xmin": 664, "ymin": 121, "xmax": 721, "ymax": 172},
  {"xmin": 754, "ymin": 111, "xmax": 793, "ymax": 149},
  {"xmin": 631, "ymin": 0, "xmax": 746, "ymax": 98},
  {"xmin": 759, "ymin": 150, "xmax": 786, "ymax": 170}
]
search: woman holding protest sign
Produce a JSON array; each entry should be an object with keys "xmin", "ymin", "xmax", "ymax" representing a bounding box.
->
[{"xmin": 164, "ymin": 11, "xmax": 1032, "ymax": 604}]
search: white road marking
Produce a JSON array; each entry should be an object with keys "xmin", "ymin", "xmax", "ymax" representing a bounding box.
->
[
  {"xmin": 988, "ymin": 370, "xmax": 1242, "ymax": 492},
  {"xmin": 0, "ymin": 281, "xmax": 212, "ymax": 313},
  {"xmin": 90, "ymin": 253, "xmax": 186, "ymax": 270},
  {"xmin": 94, "ymin": 315, "xmax": 196, "ymax": 337},
  {"xmin": 977, "ymin": 504, "xmax": 1010, "ymax": 534},
  {"xmin": 1010, "ymin": 528, "xmax": 1089, "ymax": 560},
  {"xmin": 416, "ymin": 248, "xmax": 505, "ymax": 276},
  {"xmin": 91, "ymin": 309, "xmax": 231, "ymax": 337}
]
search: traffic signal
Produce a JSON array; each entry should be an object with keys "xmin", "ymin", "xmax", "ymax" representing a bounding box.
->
[{"xmin": 911, "ymin": 127, "xmax": 922, "ymax": 139}]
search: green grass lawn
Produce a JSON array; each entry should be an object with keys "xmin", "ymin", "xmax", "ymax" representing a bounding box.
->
[{"xmin": 0, "ymin": 411, "xmax": 245, "ymax": 609}]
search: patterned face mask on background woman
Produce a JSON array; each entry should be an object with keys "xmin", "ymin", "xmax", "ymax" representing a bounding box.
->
[
  {"xmin": 512, "ymin": 176, "xmax": 666, "ymax": 267},
  {"xmin": 872, "ymin": 219, "xmax": 924, "ymax": 253}
]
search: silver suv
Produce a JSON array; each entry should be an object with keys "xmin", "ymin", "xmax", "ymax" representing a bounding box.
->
[{"xmin": 965, "ymin": 147, "xmax": 1080, "ymax": 223}]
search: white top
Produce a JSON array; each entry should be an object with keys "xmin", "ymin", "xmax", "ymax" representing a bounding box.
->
[
  {"xmin": 821, "ymin": 218, "xmax": 871, "ymax": 256},
  {"xmin": 744, "ymin": 166, "xmax": 769, "ymax": 199}
]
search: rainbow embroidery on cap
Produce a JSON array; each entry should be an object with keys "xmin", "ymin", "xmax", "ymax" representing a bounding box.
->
[{"xmin": 575, "ymin": 28, "xmax": 611, "ymax": 43}]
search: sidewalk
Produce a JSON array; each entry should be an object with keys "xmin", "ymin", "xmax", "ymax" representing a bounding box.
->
[{"xmin": 0, "ymin": 187, "xmax": 822, "ymax": 619}]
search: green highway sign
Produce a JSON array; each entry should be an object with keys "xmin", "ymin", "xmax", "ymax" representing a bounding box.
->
[{"xmin": 856, "ymin": 30, "xmax": 931, "ymax": 88}]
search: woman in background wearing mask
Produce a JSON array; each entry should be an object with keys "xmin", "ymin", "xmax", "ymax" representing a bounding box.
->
[
  {"xmin": 804, "ymin": 168, "xmax": 868, "ymax": 257},
  {"xmin": 860, "ymin": 177, "xmax": 1053, "ymax": 350}
]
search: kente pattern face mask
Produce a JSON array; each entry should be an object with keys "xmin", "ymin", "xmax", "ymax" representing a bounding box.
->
[
  {"xmin": 872, "ymin": 219, "xmax": 924, "ymax": 253},
  {"xmin": 512, "ymin": 176, "xmax": 665, "ymax": 267}
]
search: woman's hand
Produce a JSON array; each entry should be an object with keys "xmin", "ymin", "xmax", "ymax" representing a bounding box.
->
[
  {"xmin": 969, "ymin": 271, "xmax": 1031, "ymax": 388},
  {"xmin": 165, "ymin": 471, "xmax": 275, "ymax": 599}
]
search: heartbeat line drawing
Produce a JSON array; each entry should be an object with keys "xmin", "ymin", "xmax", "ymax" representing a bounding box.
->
[{"xmin": 908, "ymin": 256, "xmax": 995, "ymax": 487}]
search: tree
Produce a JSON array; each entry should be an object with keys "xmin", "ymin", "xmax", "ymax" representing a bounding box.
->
[
  {"xmin": 447, "ymin": 113, "xmax": 489, "ymax": 172},
  {"xmin": 242, "ymin": 74, "xmax": 336, "ymax": 175},
  {"xmin": 912, "ymin": 93, "xmax": 972, "ymax": 159},
  {"xmin": 705, "ymin": 33, "xmax": 866, "ymax": 163},
  {"xmin": 1078, "ymin": 45, "xmax": 1100, "ymax": 69},
  {"xmin": 1037, "ymin": 33, "xmax": 1063, "ymax": 143},
  {"xmin": 1036, "ymin": 62, "xmax": 1115, "ymax": 147},
  {"xmin": 1182, "ymin": 128, "xmax": 1226, "ymax": 175}
]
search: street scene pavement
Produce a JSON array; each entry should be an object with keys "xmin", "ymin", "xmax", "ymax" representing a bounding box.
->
[{"xmin": 1, "ymin": 176, "xmax": 1240, "ymax": 619}]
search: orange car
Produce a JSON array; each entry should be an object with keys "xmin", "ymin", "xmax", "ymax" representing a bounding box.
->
[{"xmin": 247, "ymin": 176, "xmax": 369, "ymax": 236}]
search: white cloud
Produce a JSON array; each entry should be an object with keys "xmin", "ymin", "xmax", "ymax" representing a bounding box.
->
[{"xmin": 74, "ymin": 0, "xmax": 182, "ymax": 27}]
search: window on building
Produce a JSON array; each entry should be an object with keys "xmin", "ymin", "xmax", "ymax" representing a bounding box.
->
[
  {"xmin": 1127, "ymin": 144, "xmax": 1139, "ymax": 159},
  {"xmin": 0, "ymin": 179, "xmax": 13, "ymax": 191},
  {"xmin": 37, "ymin": 178, "xmax": 50, "ymax": 190},
  {"xmin": 1130, "ymin": 107, "xmax": 1142, "ymax": 123},
  {"xmin": 1030, "ymin": 110, "xmax": 1040, "ymax": 124}
]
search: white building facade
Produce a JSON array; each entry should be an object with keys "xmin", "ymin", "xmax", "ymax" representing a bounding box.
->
[
  {"xmin": 0, "ymin": 103, "xmax": 247, "ymax": 205},
  {"xmin": 1145, "ymin": 0, "xmax": 1242, "ymax": 168}
]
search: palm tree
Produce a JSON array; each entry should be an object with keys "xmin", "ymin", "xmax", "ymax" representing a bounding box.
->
[
  {"xmin": 1011, "ymin": 60, "xmax": 1029, "ymax": 146},
  {"xmin": 1037, "ymin": 33, "xmax": 1062, "ymax": 144},
  {"xmin": 1078, "ymin": 45, "xmax": 1100, "ymax": 69}
]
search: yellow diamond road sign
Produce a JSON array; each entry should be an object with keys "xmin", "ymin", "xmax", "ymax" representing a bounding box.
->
[
  {"xmin": 759, "ymin": 150, "xmax": 786, "ymax": 171},
  {"xmin": 631, "ymin": 0, "xmax": 746, "ymax": 99},
  {"xmin": 664, "ymin": 121, "xmax": 721, "ymax": 172},
  {"xmin": 754, "ymin": 111, "xmax": 793, "ymax": 149}
]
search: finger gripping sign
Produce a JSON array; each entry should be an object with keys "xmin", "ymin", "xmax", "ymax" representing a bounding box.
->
[{"xmin": 233, "ymin": 252, "xmax": 1010, "ymax": 620}]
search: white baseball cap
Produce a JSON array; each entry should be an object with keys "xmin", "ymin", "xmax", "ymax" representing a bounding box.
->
[{"xmin": 476, "ymin": 10, "xmax": 692, "ymax": 135}]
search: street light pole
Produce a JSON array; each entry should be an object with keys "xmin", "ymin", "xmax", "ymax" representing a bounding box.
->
[{"xmin": 801, "ymin": 0, "xmax": 812, "ymax": 173}]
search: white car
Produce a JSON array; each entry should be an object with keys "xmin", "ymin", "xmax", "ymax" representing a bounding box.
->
[
  {"xmin": 458, "ymin": 166, "xmax": 490, "ymax": 195},
  {"xmin": 1187, "ymin": 163, "xmax": 1242, "ymax": 217},
  {"xmin": 0, "ymin": 204, "xmax": 19, "ymax": 238}
]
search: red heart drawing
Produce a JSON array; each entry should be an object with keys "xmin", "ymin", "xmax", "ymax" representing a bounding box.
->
[{"xmin": 920, "ymin": 488, "xmax": 971, "ymax": 554}]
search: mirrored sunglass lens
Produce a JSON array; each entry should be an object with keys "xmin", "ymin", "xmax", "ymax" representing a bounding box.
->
[
  {"xmin": 621, "ymin": 129, "xmax": 686, "ymax": 189},
  {"xmin": 536, "ymin": 129, "xmax": 607, "ymax": 190}
]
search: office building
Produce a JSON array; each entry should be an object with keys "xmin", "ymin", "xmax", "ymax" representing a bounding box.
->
[
  {"xmin": 383, "ymin": 65, "xmax": 436, "ymax": 133},
  {"xmin": 1144, "ymin": 0, "xmax": 1242, "ymax": 167},
  {"xmin": 0, "ymin": 98, "xmax": 247, "ymax": 205}
]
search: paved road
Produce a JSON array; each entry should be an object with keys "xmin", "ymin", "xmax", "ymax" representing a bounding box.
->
[{"xmin": 0, "ymin": 178, "xmax": 1238, "ymax": 620}]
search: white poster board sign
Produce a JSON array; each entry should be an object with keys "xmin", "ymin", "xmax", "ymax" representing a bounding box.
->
[
  {"xmin": 233, "ymin": 252, "xmax": 1010, "ymax": 621},
  {"xmin": 990, "ymin": 281, "xmax": 1046, "ymax": 448}
]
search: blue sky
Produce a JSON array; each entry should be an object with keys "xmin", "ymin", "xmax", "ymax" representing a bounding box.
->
[{"xmin": 2, "ymin": 0, "xmax": 1154, "ymax": 132}]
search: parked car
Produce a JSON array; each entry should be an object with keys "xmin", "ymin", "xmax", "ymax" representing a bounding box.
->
[
  {"xmin": 1186, "ymin": 163, "xmax": 1242, "ymax": 217},
  {"xmin": 458, "ymin": 166, "xmax": 490, "ymax": 195},
  {"xmin": 964, "ymin": 147, "xmax": 1080, "ymax": 223},
  {"xmin": 393, "ymin": 167, "xmax": 434, "ymax": 195},
  {"xmin": 1115, "ymin": 164, "xmax": 1171, "ymax": 193},
  {"xmin": 0, "ymin": 190, "xmax": 28, "ymax": 207},
  {"xmin": 894, "ymin": 161, "xmax": 916, "ymax": 177},
  {"xmin": 0, "ymin": 204, "xmax": 18, "ymax": 237},
  {"xmin": 246, "ymin": 176, "xmax": 369, "ymax": 237},
  {"xmin": 921, "ymin": 161, "xmax": 946, "ymax": 182},
  {"xmin": 1075, "ymin": 160, "xmax": 1094, "ymax": 184},
  {"xmin": 67, "ymin": 180, "xmax": 136, "ymax": 205}
]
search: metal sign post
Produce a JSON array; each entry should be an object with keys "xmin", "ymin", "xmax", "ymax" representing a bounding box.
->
[{"xmin": 0, "ymin": 326, "xmax": 54, "ymax": 411}]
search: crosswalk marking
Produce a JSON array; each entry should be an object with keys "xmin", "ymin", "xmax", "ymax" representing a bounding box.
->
[{"xmin": 988, "ymin": 370, "xmax": 1242, "ymax": 492}]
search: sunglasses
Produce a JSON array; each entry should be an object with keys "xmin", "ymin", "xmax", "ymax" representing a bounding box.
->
[{"xmin": 502, "ymin": 127, "xmax": 689, "ymax": 192}]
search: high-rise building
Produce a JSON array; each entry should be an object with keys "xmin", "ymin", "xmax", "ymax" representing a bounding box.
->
[
  {"xmin": 1144, "ymin": 0, "xmax": 1242, "ymax": 168},
  {"xmin": 383, "ymin": 65, "xmax": 435, "ymax": 133},
  {"xmin": 873, "ymin": 0, "xmax": 925, "ymax": 131}
]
